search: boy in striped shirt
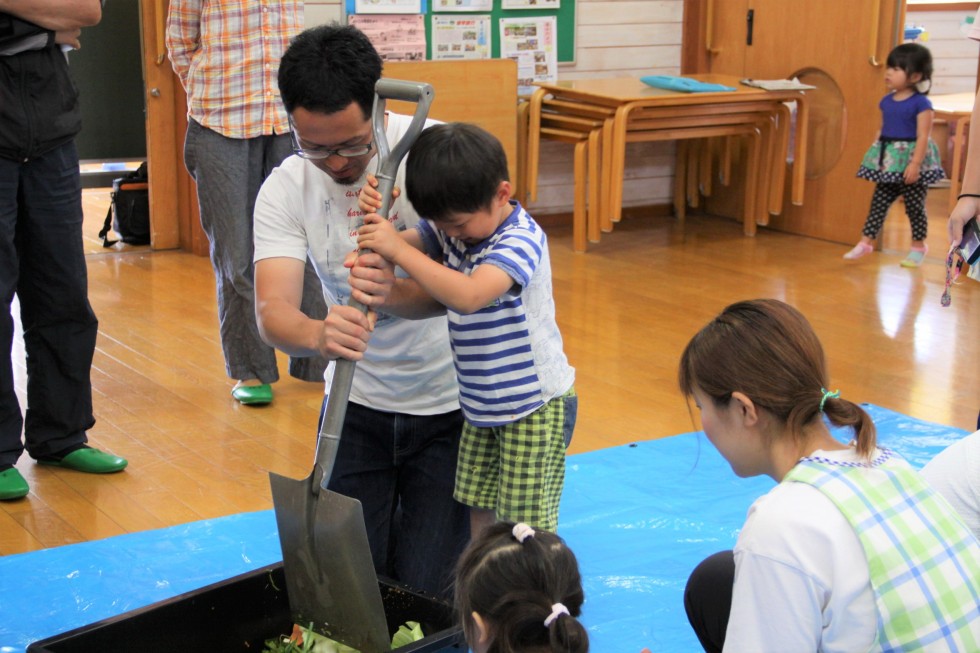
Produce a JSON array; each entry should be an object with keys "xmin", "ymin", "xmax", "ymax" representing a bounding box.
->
[{"xmin": 356, "ymin": 122, "xmax": 576, "ymax": 538}]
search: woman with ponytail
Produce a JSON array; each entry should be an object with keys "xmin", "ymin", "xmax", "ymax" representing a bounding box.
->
[
  {"xmin": 678, "ymin": 299, "xmax": 980, "ymax": 652},
  {"xmin": 454, "ymin": 521, "xmax": 589, "ymax": 653}
]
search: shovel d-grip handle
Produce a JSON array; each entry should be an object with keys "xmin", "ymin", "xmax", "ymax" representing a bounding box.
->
[
  {"xmin": 371, "ymin": 79, "xmax": 434, "ymax": 219},
  {"xmin": 311, "ymin": 79, "xmax": 434, "ymax": 495}
]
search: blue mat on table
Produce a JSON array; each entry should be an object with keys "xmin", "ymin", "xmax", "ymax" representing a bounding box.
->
[
  {"xmin": 639, "ymin": 75, "xmax": 737, "ymax": 93},
  {"xmin": 0, "ymin": 404, "xmax": 969, "ymax": 652}
]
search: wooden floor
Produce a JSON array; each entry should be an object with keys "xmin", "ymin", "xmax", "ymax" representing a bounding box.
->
[{"xmin": 2, "ymin": 185, "xmax": 977, "ymax": 556}]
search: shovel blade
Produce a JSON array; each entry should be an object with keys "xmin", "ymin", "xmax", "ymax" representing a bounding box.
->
[{"xmin": 269, "ymin": 471, "xmax": 390, "ymax": 653}]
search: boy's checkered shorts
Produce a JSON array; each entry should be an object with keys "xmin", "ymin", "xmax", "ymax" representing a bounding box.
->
[{"xmin": 454, "ymin": 387, "xmax": 575, "ymax": 531}]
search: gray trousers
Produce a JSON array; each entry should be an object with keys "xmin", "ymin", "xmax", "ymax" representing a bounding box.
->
[{"xmin": 184, "ymin": 120, "xmax": 326, "ymax": 384}]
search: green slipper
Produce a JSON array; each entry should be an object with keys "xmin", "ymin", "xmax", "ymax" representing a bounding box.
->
[
  {"xmin": 231, "ymin": 383, "xmax": 273, "ymax": 406},
  {"xmin": 0, "ymin": 467, "xmax": 29, "ymax": 500},
  {"xmin": 38, "ymin": 447, "xmax": 128, "ymax": 474}
]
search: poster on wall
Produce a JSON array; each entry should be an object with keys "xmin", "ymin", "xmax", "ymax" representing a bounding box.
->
[
  {"xmin": 501, "ymin": 0, "xmax": 560, "ymax": 8},
  {"xmin": 499, "ymin": 16, "xmax": 557, "ymax": 95},
  {"xmin": 355, "ymin": 0, "xmax": 423, "ymax": 14},
  {"xmin": 433, "ymin": 0, "xmax": 492, "ymax": 11},
  {"xmin": 432, "ymin": 15, "xmax": 491, "ymax": 59},
  {"xmin": 348, "ymin": 14, "xmax": 427, "ymax": 60}
]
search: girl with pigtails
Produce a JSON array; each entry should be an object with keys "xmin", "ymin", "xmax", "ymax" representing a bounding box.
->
[
  {"xmin": 454, "ymin": 521, "xmax": 589, "ymax": 653},
  {"xmin": 678, "ymin": 299, "xmax": 980, "ymax": 653}
]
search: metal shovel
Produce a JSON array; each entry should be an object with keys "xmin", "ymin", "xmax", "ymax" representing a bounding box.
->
[{"xmin": 269, "ymin": 78, "xmax": 434, "ymax": 653}]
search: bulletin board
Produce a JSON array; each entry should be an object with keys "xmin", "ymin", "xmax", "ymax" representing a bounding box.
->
[{"xmin": 344, "ymin": 0, "xmax": 576, "ymax": 63}]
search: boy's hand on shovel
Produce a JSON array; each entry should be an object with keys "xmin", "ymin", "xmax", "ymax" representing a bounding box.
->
[{"xmin": 358, "ymin": 173, "xmax": 400, "ymax": 215}]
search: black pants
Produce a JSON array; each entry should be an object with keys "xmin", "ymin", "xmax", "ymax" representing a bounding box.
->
[
  {"xmin": 861, "ymin": 181, "xmax": 929, "ymax": 241},
  {"xmin": 0, "ymin": 141, "xmax": 98, "ymax": 467},
  {"xmin": 319, "ymin": 400, "xmax": 469, "ymax": 599},
  {"xmin": 684, "ymin": 550, "xmax": 736, "ymax": 653}
]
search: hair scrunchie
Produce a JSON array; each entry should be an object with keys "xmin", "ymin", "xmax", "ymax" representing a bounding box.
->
[
  {"xmin": 512, "ymin": 523, "xmax": 535, "ymax": 543},
  {"xmin": 819, "ymin": 387, "xmax": 840, "ymax": 412},
  {"xmin": 544, "ymin": 602, "xmax": 570, "ymax": 627}
]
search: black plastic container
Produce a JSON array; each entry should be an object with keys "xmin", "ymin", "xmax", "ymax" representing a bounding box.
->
[{"xmin": 28, "ymin": 563, "xmax": 464, "ymax": 652}]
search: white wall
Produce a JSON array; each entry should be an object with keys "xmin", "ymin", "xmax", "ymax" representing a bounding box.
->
[
  {"xmin": 305, "ymin": 1, "xmax": 343, "ymax": 27},
  {"xmin": 908, "ymin": 8, "xmax": 980, "ymax": 95},
  {"xmin": 530, "ymin": 0, "xmax": 685, "ymax": 216}
]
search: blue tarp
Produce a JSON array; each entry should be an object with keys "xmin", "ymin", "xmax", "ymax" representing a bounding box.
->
[{"xmin": 0, "ymin": 404, "xmax": 968, "ymax": 652}]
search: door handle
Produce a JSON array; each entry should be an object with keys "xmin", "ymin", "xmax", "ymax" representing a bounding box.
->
[
  {"xmin": 746, "ymin": 9, "xmax": 754, "ymax": 46},
  {"xmin": 705, "ymin": 0, "xmax": 721, "ymax": 55},
  {"xmin": 869, "ymin": 0, "xmax": 882, "ymax": 66},
  {"xmin": 155, "ymin": 0, "xmax": 166, "ymax": 65}
]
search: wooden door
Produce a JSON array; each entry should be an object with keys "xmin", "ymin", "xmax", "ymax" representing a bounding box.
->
[
  {"xmin": 696, "ymin": 0, "xmax": 905, "ymax": 243},
  {"xmin": 139, "ymin": 0, "xmax": 202, "ymax": 252}
]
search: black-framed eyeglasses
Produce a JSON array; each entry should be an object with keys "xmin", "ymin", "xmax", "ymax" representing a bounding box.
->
[{"xmin": 288, "ymin": 117, "xmax": 373, "ymax": 161}]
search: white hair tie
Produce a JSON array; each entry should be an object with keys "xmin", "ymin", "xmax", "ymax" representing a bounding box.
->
[
  {"xmin": 544, "ymin": 602, "xmax": 569, "ymax": 627},
  {"xmin": 512, "ymin": 523, "xmax": 535, "ymax": 543}
]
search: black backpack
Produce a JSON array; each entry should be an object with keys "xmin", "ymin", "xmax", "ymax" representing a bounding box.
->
[{"xmin": 99, "ymin": 161, "xmax": 150, "ymax": 247}]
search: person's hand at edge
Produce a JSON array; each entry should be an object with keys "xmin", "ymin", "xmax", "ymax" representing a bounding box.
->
[
  {"xmin": 948, "ymin": 196, "xmax": 980, "ymax": 247},
  {"xmin": 54, "ymin": 28, "xmax": 80, "ymax": 49}
]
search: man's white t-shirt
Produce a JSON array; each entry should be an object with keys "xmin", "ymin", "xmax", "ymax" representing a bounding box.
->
[{"xmin": 253, "ymin": 113, "xmax": 458, "ymax": 415}]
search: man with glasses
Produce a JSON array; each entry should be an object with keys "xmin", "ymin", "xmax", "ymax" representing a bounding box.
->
[
  {"xmin": 253, "ymin": 24, "xmax": 468, "ymax": 598},
  {"xmin": 166, "ymin": 0, "xmax": 326, "ymax": 407}
]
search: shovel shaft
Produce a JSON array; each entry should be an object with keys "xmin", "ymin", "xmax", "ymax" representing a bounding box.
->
[{"xmin": 312, "ymin": 79, "xmax": 434, "ymax": 496}]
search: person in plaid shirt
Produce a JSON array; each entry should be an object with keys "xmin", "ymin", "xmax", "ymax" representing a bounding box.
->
[
  {"xmin": 679, "ymin": 299, "xmax": 980, "ymax": 653},
  {"xmin": 166, "ymin": 0, "xmax": 326, "ymax": 407}
]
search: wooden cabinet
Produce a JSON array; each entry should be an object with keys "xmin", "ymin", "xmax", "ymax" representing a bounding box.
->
[{"xmin": 690, "ymin": 0, "xmax": 905, "ymax": 243}]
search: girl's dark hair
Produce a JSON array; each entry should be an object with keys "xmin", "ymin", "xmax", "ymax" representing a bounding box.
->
[
  {"xmin": 678, "ymin": 299, "xmax": 876, "ymax": 457},
  {"xmin": 406, "ymin": 122, "xmax": 510, "ymax": 222},
  {"xmin": 454, "ymin": 522, "xmax": 589, "ymax": 653},
  {"xmin": 278, "ymin": 24, "xmax": 383, "ymax": 118},
  {"xmin": 887, "ymin": 42, "xmax": 933, "ymax": 94}
]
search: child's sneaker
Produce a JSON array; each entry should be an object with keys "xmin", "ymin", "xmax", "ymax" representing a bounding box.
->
[
  {"xmin": 843, "ymin": 242, "xmax": 874, "ymax": 260},
  {"xmin": 900, "ymin": 245, "xmax": 928, "ymax": 268}
]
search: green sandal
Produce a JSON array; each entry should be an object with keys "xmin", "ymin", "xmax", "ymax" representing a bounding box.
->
[
  {"xmin": 231, "ymin": 382, "xmax": 273, "ymax": 406},
  {"xmin": 0, "ymin": 467, "xmax": 29, "ymax": 500},
  {"xmin": 37, "ymin": 447, "xmax": 128, "ymax": 474}
]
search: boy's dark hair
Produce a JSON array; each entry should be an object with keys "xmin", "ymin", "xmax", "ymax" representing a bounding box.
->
[
  {"xmin": 454, "ymin": 522, "xmax": 589, "ymax": 653},
  {"xmin": 406, "ymin": 122, "xmax": 510, "ymax": 222},
  {"xmin": 887, "ymin": 43, "xmax": 933, "ymax": 93},
  {"xmin": 278, "ymin": 24, "xmax": 383, "ymax": 118}
]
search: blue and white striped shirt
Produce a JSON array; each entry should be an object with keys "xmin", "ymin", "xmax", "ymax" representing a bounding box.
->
[{"xmin": 417, "ymin": 202, "xmax": 575, "ymax": 427}]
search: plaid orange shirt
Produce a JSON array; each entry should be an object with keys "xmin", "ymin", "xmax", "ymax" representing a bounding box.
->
[{"xmin": 165, "ymin": 0, "xmax": 303, "ymax": 139}]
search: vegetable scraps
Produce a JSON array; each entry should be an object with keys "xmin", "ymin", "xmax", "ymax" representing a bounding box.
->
[{"xmin": 263, "ymin": 621, "xmax": 425, "ymax": 653}]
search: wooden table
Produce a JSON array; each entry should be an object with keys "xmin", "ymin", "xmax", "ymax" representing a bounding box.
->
[
  {"xmin": 525, "ymin": 74, "xmax": 809, "ymax": 250},
  {"xmin": 931, "ymin": 91, "xmax": 976, "ymax": 214}
]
